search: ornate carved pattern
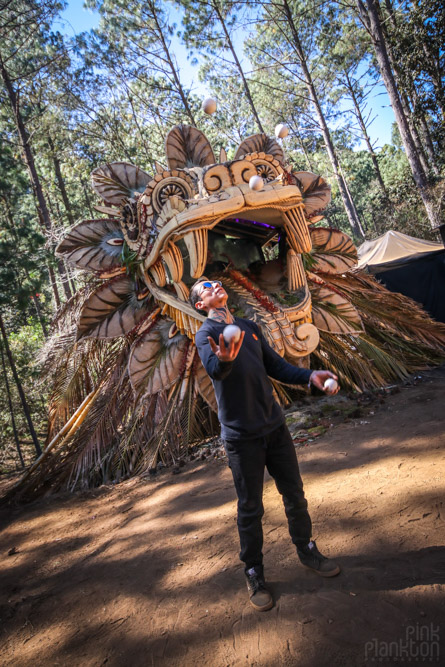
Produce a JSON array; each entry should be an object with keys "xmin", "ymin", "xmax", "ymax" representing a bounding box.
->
[{"xmin": 235, "ymin": 134, "xmax": 285, "ymax": 165}]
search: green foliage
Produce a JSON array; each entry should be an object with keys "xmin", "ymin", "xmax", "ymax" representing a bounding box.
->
[{"xmin": 0, "ymin": 317, "xmax": 47, "ymax": 471}]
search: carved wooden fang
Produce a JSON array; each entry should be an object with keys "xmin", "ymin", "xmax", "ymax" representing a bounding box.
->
[
  {"xmin": 174, "ymin": 281, "xmax": 190, "ymax": 302},
  {"xmin": 287, "ymin": 249, "xmax": 307, "ymax": 291},
  {"xmin": 283, "ymin": 208, "xmax": 312, "ymax": 253},
  {"xmin": 161, "ymin": 242, "xmax": 184, "ymax": 282},
  {"xmin": 149, "ymin": 260, "xmax": 167, "ymax": 287},
  {"xmin": 183, "ymin": 229, "xmax": 208, "ymax": 278}
]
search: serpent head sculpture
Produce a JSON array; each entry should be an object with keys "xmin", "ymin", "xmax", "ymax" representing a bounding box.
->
[{"xmin": 57, "ymin": 124, "xmax": 361, "ymax": 404}]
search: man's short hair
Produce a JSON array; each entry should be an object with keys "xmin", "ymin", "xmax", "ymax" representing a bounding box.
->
[{"xmin": 189, "ymin": 277, "xmax": 210, "ymax": 315}]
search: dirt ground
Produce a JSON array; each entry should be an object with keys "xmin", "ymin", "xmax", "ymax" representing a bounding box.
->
[{"xmin": 1, "ymin": 368, "xmax": 445, "ymax": 667}]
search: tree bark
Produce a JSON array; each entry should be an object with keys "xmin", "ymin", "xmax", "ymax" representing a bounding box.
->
[
  {"xmin": 410, "ymin": 90, "xmax": 440, "ymax": 176},
  {"xmin": 344, "ymin": 71, "xmax": 389, "ymax": 197},
  {"xmin": 382, "ymin": 0, "xmax": 434, "ymax": 175},
  {"xmin": 421, "ymin": 43, "xmax": 445, "ymax": 119},
  {"xmin": 0, "ymin": 341, "xmax": 25, "ymax": 467},
  {"xmin": 31, "ymin": 294, "xmax": 48, "ymax": 338},
  {"xmin": 47, "ymin": 263, "xmax": 61, "ymax": 309},
  {"xmin": 399, "ymin": 89, "xmax": 430, "ymax": 176},
  {"xmin": 280, "ymin": 0, "xmax": 365, "ymax": 239},
  {"xmin": 213, "ymin": 2, "xmax": 265, "ymax": 134},
  {"xmin": 81, "ymin": 180, "xmax": 95, "ymax": 217},
  {"xmin": 0, "ymin": 312, "xmax": 41, "ymax": 457},
  {"xmin": 48, "ymin": 136, "xmax": 75, "ymax": 226},
  {"xmin": 356, "ymin": 0, "xmax": 440, "ymax": 229},
  {"xmin": 0, "ymin": 57, "xmax": 73, "ymax": 298}
]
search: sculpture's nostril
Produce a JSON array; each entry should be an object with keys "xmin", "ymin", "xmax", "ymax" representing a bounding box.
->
[
  {"xmin": 203, "ymin": 164, "xmax": 232, "ymax": 192},
  {"xmin": 203, "ymin": 159, "xmax": 259, "ymax": 193},
  {"xmin": 229, "ymin": 159, "xmax": 257, "ymax": 185}
]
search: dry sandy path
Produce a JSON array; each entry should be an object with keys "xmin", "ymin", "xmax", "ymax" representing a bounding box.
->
[{"xmin": 1, "ymin": 369, "xmax": 445, "ymax": 666}]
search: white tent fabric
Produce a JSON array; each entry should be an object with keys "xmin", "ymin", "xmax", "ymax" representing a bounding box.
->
[{"xmin": 357, "ymin": 230, "xmax": 443, "ymax": 269}]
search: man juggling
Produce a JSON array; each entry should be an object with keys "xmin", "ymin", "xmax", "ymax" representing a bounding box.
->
[{"xmin": 190, "ymin": 278, "xmax": 341, "ymax": 612}]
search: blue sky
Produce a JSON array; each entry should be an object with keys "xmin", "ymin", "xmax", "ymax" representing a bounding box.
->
[{"xmin": 58, "ymin": 0, "xmax": 396, "ymax": 150}]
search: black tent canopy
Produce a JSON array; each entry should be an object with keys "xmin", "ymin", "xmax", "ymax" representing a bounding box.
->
[{"xmin": 357, "ymin": 231, "xmax": 445, "ymax": 323}]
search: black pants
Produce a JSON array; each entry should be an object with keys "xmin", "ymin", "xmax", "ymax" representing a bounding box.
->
[{"xmin": 224, "ymin": 422, "xmax": 312, "ymax": 570}]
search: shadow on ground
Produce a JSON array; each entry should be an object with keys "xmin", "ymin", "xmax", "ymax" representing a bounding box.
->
[{"xmin": 1, "ymin": 369, "xmax": 445, "ymax": 666}]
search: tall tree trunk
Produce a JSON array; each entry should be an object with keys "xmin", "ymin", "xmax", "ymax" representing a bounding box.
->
[
  {"xmin": 148, "ymin": 0, "xmax": 196, "ymax": 126},
  {"xmin": 48, "ymin": 136, "xmax": 75, "ymax": 226},
  {"xmin": 47, "ymin": 263, "xmax": 61, "ymax": 309},
  {"xmin": 80, "ymin": 177, "xmax": 95, "ymax": 218},
  {"xmin": 31, "ymin": 294, "xmax": 48, "ymax": 338},
  {"xmin": 356, "ymin": 0, "xmax": 439, "ymax": 229},
  {"xmin": 56, "ymin": 257, "xmax": 73, "ymax": 301},
  {"xmin": 339, "ymin": 160, "xmax": 365, "ymax": 230},
  {"xmin": 382, "ymin": 0, "xmax": 433, "ymax": 175},
  {"xmin": 385, "ymin": 0, "xmax": 444, "ymax": 125},
  {"xmin": 344, "ymin": 71, "xmax": 389, "ymax": 197},
  {"xmin": 280, "ymin": 0, "xmax": 365, "ymax": 239},
  {"xmin": 399, "ymin": 89, "xmax": 430, "ymax": 176},
  {"xmin": 0, "ymin": 312, "xmax": 41, "ymax": 457},
  {"xmin": 410, "ymin": 90, "xmax": 440, "ymax": 176},
  {"xmin": 421, "ymin": 43, "xmax": 445, "ymax": 119},
  {"xmin": 44, "ymin": 191, "xmax": 73, "ymax": 300},
  {"xmin": 0, "ymin": 57, "xmax": 73, "ymax": 299},
  {"xmin": 0, "ymin": 341, "xmax": 25, "ymax": 468},
  {"xmin": 213, "ymin": 2, "xmax": 265, "ymax": 134}
]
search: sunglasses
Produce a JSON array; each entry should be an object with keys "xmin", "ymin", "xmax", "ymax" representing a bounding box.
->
[{"xmin": 198, "ymin": 280, "xmax": 223, "ymax": 296}]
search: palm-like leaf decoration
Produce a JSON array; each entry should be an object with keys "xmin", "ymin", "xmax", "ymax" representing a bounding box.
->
[
  {"xmin": 91, "ymin": 163, "xmax": 151, "ymax": 203},
  {"xmin": 309, "ymin": 227, "xmax": 357, "ymax": 273},
  {"xmin": 293, "ymin": 172, "xmax": 331, "ymax": 217}
]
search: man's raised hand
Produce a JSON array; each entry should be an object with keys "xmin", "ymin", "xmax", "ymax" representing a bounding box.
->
[{"xmin": 208, "ymin": 331, "xmax": 245, "ymax": 362}]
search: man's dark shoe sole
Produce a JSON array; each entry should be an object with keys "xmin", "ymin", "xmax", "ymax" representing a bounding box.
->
[
  {"xmin": 302, "ymin": 563, "xmax": 341, "ymax": 577},
  {"xmin": 249, "ymin": 596, "xmax": 274, "ymax": 611}
]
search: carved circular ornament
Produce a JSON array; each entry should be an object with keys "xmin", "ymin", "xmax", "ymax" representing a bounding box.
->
[
  {"xmin": 254, "ymin": 161, "xmax": 279, "ymax": 182},
  {"xmin": 151, "ymin": 175, "xmax": 194, "ymax": 213}
]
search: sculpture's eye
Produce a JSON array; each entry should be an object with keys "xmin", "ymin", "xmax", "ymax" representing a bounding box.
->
[
  {"xmin": 106, "ymin": 238, "xmax": 125, "ymax": 246},
  {"xmin": 152, "ymin": 175, "xmax": 193, "ymax": 213},
  {"xmin": 251, "ymin": 159, "xmax": 281, "ymax": 182}
]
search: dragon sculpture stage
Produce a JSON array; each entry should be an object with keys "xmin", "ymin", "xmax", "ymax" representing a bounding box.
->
[
  {"xmin": 57, "ymin": 125, "xmax": 360, "ymax": 398},
  {"xmin": 13, "ymin": 122, "xmax": 442, "ymax": 496}
]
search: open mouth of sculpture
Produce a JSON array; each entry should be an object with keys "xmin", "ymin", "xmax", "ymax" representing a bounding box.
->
[
  {"xmin": 205, "ymin": 215, "xmax": 280, "ymax": 271},
  {"xmin": 144, "ymin": 185, "xmax": 310, "ymax": 289}
]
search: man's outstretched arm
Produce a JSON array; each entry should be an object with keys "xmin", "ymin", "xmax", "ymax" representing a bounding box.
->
[{"xmin": 256, "ymin": 324, "xmax": 338, "ymax": 392}]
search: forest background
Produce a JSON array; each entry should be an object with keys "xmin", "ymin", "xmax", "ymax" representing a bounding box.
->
[{"xmin": 0, "ymin": 0, "xmax": 443, "ymax": 474}]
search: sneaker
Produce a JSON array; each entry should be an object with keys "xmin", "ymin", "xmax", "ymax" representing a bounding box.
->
[
  {"xmin": 245, "ymin": 566, "xmax": 274, "ymax": 611},
  {"xmin": 297, "ymin": 540, "xmax": 341, "ymax": 577}
]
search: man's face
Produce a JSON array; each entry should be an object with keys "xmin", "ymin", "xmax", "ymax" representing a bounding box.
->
[{"xmin": 194, "ymin": 280, "xmax": 228, "ymax": 312}]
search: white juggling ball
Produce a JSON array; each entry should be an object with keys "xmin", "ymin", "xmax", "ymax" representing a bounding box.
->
[
  {"xmin": 249, "ymin": 175, "xmax": 264, "ymax": 191},
  {"xmin": 324, "ymin": 378, "xmax": 338, "ymax": 394},
  {"xmin": 223, "ymin": 324, "xmax": 241, "ymax": 344},
  {"xmin": 275, "ymin": 123, "xmax": 289, "ymax": 139},
  {"xmin": 202, "ymin": 98, "xmax": 217, "ymax": 115}
]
